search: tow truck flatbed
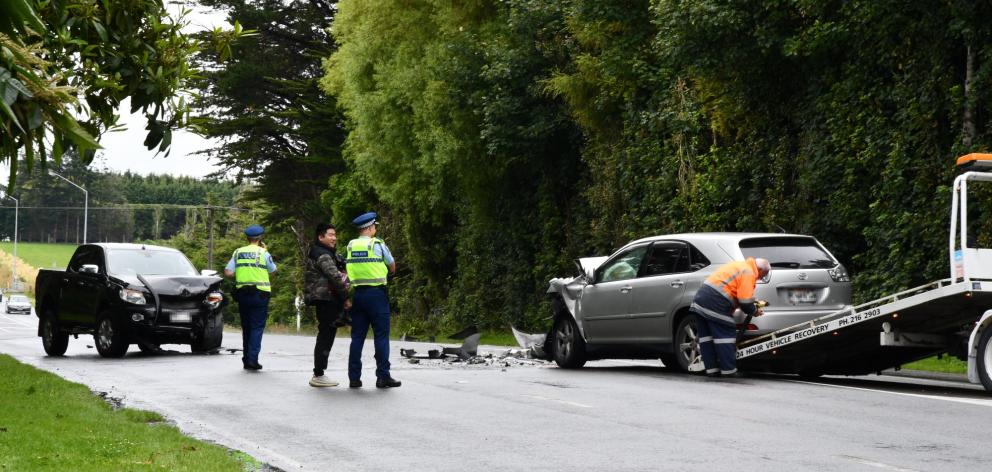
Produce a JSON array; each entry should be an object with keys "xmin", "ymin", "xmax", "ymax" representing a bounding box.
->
[{"xmin": 738, "ymin": 278, "xmax": 991, "ymax": 376}]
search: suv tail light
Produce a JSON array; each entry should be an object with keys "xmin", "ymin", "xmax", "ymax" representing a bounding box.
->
[{"xmin": 828, "ymin": 265, "xmax": 850, "ymax": 282}]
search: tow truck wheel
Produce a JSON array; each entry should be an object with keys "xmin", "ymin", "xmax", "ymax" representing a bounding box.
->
[
  {"xmin": 41, "ymin": 311, "xmax": 69, "ymax": 356},
  {"xmin": 977, "ymin": 327, "xmax": 992, "ymax": 393},
  {"xmin": 552, "ymin": 316, "xmax": 587, "ymax": 369},
  {"xmin": 674, "ymin": 314, "xmax": 705, "ymax": 373},
  {"xmin": 95, "ymin": 312, "xmax": 128, "ymax": 358}
]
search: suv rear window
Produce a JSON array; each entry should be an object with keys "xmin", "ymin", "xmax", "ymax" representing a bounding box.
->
[{"xmin": 739, "ymin": 237, "xmax": 836, "ymax": 269}]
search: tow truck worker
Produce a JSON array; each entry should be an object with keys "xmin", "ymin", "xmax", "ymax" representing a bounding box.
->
[
  {"xmin": 224, "ymin": 224, "xmax": 277, "ymax": 371},
  {"xmin": 689, "ymin": 257, "xmax": 771, "ymax": 377}
]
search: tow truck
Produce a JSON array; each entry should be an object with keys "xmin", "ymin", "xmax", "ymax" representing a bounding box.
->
[{"xmin": 736, "ymin": 153, "xmax": 992, "ymax": 393}]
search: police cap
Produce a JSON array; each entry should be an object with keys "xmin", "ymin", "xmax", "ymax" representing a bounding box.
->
[
  {"xmin": 352, "ymin": 212, "xmax": 377, "ymax": 229},
  {"xmin": 244, "ymin": 224, "xmax": 265, "ymax": 238}
]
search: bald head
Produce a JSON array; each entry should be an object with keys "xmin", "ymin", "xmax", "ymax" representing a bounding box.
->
[{"xmin": 755, "ymin": 258, "xmax": 771, "ymax": 278}]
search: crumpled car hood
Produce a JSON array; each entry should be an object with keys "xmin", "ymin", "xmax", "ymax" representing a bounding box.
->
[
  {"xmin": 118, "ymin": 275, "xmax": 223, "ymax": 296},
  {"xmin": 547, "ymin": 256, "xmax": 608, "ymax": 317}
]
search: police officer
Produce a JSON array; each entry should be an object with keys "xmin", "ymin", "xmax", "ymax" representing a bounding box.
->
[
  {"xmin": 345, "ymin": 212, "xmax": 400, "ymax": 388},
  {"xmin": 689, "ymin": 257, "xmax": 770, "ymax": 377},
  {"xmin": 224, "ymin": 224, "xmax": 277, "ymax": 371}
]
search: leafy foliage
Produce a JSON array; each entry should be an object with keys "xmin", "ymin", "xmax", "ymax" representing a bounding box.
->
[
  {"xmin": 0, "ymin": 0, "xmax": 249, "ymax": 188},
  {"xmin": 319, "ymin": 0, "xmax": 992, "ymax": 337}
]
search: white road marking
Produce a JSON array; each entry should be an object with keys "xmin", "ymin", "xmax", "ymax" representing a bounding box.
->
[
  {"xmin": 1, "ymin": 313, "xmax": 35, "ymax": 327},
  {"xmin": 837, "ymin": 455, "xmax": 920, "ymax": 471},
  {"xmin": 794, "ymin": 380, "xmax": 992, "ymax": 408},
  {"xmin": 521, "ymin": 394, "xmax": 593, "ymax": 409}
]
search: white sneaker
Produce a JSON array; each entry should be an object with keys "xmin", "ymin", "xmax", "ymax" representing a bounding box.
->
[{"xmin": 309, "ymin": 375, "xmax": 339, "ymax": 388}]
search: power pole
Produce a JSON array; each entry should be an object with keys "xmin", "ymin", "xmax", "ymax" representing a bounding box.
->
[{"xmin": 207, "ymin": 208, "xmax": 215, "ymax": 269}]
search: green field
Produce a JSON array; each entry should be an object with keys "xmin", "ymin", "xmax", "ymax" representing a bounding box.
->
[
  {"xmin": 0, "ymin": 242, "xmax": 76, "ymax": 269},
  {"xmin": 0, "ymin": 354, "xmax": 255, "ymax": 471}
]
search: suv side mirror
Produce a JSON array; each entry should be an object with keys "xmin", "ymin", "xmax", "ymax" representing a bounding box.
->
[
  {"xmin": 200, "ymin": 269, "xmax": 218, "ymax": 277},
  {"xmin": 81, "ymin": 264, "xmax": 99, "ymax": 274}
]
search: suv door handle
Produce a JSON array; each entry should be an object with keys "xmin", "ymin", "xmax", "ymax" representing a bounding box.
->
[
  {"xmin": 670, "ymin": 280, "xmax": 684, "ymax": 288},
  {"xmin": 620, "ymin": 286, "xmax": 632, "ymax": 293}
]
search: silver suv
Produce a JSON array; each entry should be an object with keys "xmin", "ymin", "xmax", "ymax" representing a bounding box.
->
[{"xmin": 546, "ymin": 233, "xmax": 851, "ymax": 372}]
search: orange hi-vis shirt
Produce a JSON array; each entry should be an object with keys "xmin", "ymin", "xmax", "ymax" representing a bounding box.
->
[{"xmin": 703, "ymin": 258, "xmax": 760, "ymax": 307}]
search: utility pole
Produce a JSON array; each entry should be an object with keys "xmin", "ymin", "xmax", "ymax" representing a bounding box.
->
[{"xmin": 207, "ymin": 208, "xmax": 215, "ymax": 269}]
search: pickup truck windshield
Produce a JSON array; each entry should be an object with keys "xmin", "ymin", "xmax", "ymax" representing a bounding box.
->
[
  {"xmin": 106, "ymin": 249, "xmax": 198, "ymax": 276},
  {"xmin": 739, "ymin": 237, "xmax": 837, "ymax": 269}
]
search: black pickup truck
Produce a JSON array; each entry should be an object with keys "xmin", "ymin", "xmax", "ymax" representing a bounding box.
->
[{"xmin": 35, "ymin": 243, "xmax": 227, "ymax": 357}]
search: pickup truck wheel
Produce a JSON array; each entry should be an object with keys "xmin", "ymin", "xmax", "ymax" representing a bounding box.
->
[
  {"xmin": 41, "ymin": 312, "xmax": 69, "ymax": 356},
  {"xmin": 977, "ymin": 327, "xmax": 992, "ymax": 393},
  {"xmin": 95, "ymin": 313, "xmax": 128, "ymax": 358},
  {"xmin": 674, "ymin": 314, "xmax": 705, "ymax": 373},
  {"xmin": 552, "ymin": 316, "xmax": 586, "ymax": 369},
  {"xmin": 191, "ymin": 313, "xmax": 223, "ymax": 353}
]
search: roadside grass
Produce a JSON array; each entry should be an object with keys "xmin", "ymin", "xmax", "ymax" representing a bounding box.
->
[
  {"xmin": 0, "ymin": 242, "xmax": 76, "ymax": 270},
  {"xmin": 0, "ymin": 354, "xmax": 255, "ymax": 472},
  {"xmin": 903, "ymin": 355, "xmax": 967, "ymax": 374}
]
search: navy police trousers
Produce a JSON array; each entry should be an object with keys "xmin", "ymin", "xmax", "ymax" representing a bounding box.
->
[{"xmin": 348, "ymin": 286, "xmax": 391, "ymax": 381}]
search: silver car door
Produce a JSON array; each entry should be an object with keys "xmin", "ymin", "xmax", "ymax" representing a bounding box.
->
[
  {"xmin": 626, "ymin": 242, "xmax": 689, "ymax": 343},
  {"xmin": 580, "ymin": 245, "xmax": 649, "ymax": 344}
]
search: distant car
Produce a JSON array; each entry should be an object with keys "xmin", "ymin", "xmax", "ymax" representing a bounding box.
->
[
  {"xmin": 34, "ymin": 243, "xmax": 227, "ymax": 357},
  {"xmin": 5, "ymin": 294, "xmax": 31, "ymax": 314},
  {"xmin": 546, "ymin": 233, "xmax": 852, "ymax": 372}
]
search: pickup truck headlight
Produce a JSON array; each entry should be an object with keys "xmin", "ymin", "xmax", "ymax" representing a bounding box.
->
[
  {"xmin": 204, "ymin": 292, "xmax": 223, "ymax": 309},
  {"xmin": 119, "ymin": 288, "xmax": 147, "ymax": 305}
]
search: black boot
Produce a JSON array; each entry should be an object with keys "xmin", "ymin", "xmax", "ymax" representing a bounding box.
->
[{"xmin": 376, "ymin": 377, "xmax": 401, "ymax": 388}]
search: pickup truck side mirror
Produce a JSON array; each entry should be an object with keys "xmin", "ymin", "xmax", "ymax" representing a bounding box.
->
[
  {"xmin": 80, "ymin": 264, "xmax": 99, "ymax": 274},
  {"xmin": 200, "ymin": 269, "xmax": 218, "ymax": 277}
]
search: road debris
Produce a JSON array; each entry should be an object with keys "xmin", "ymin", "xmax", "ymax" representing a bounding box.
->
[{"xmin": 398, "ymin": 326, "xmax": 550, "ymax": 369}]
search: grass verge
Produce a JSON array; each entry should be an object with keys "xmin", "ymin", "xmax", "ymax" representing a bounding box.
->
[
  {"xmin": 0, "ymin": 354, "xmax": 255, "ymax": 471},
  {"xmin": 903, "ymin": 355, "xmax": 967, "ymax": 374},
  {"xmin": 0, "ymin": 242, "xmax": 76, "ymax": 270}
]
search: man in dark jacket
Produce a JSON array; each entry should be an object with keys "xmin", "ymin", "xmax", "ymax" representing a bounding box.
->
[{"xmin": 305, "ymin": 223, "xmax": 350, "ymax": 387}]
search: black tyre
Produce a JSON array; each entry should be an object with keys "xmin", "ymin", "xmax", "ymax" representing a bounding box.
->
[
  {"xmin": 191, "ymin": 313, "xmax": 223, "ymax": 353},
  {"xmin": 674, "ymin": 314, "xmax": 705, "ymax": 373},
  {"xmin": 552, "ymin": 316, "xmax": 587, "ymax": 369},
  {"xmin": 95, "ymin": 312, "xmax": 128, "ymax": 358},
  {"xmin": 659, "ymin": 353, "xmax": 678, "ymax": 369},
  {"xmin": 977, "ymin": 327, "xmax": 992, "ymax": 393},
  {"xmin": 41, "ymin": 311, "xmax": 69, "ymax": 357}
]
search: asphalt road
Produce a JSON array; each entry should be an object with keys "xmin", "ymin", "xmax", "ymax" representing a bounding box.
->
[{"xmin": 2, "ymin": 312, "xmax": 991, "ymax": 472}]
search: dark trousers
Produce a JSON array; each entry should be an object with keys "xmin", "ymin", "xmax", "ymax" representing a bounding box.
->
[
  {"xmin": 313, "ymin": 300, "xmax": 342, "ymax": 376},
  {"xmin": 348, "ymin": 286, "xmax": 391, "ymax": 381},
  {"xmin": 237, "ymin": 290, "xmax": 270, "ymax": 365},
  {"xmin": 696, "ymin": 315, "xmax": 738, "ymax": 375}
]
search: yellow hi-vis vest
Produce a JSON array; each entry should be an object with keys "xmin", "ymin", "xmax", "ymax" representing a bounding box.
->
[
  {"xmin": 233, "ymin": 245, "xmax": 271, "ymax": 292},
  {"xmin": 346, "ymin": 237, "xmax": 388, "ymax": 286}
]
